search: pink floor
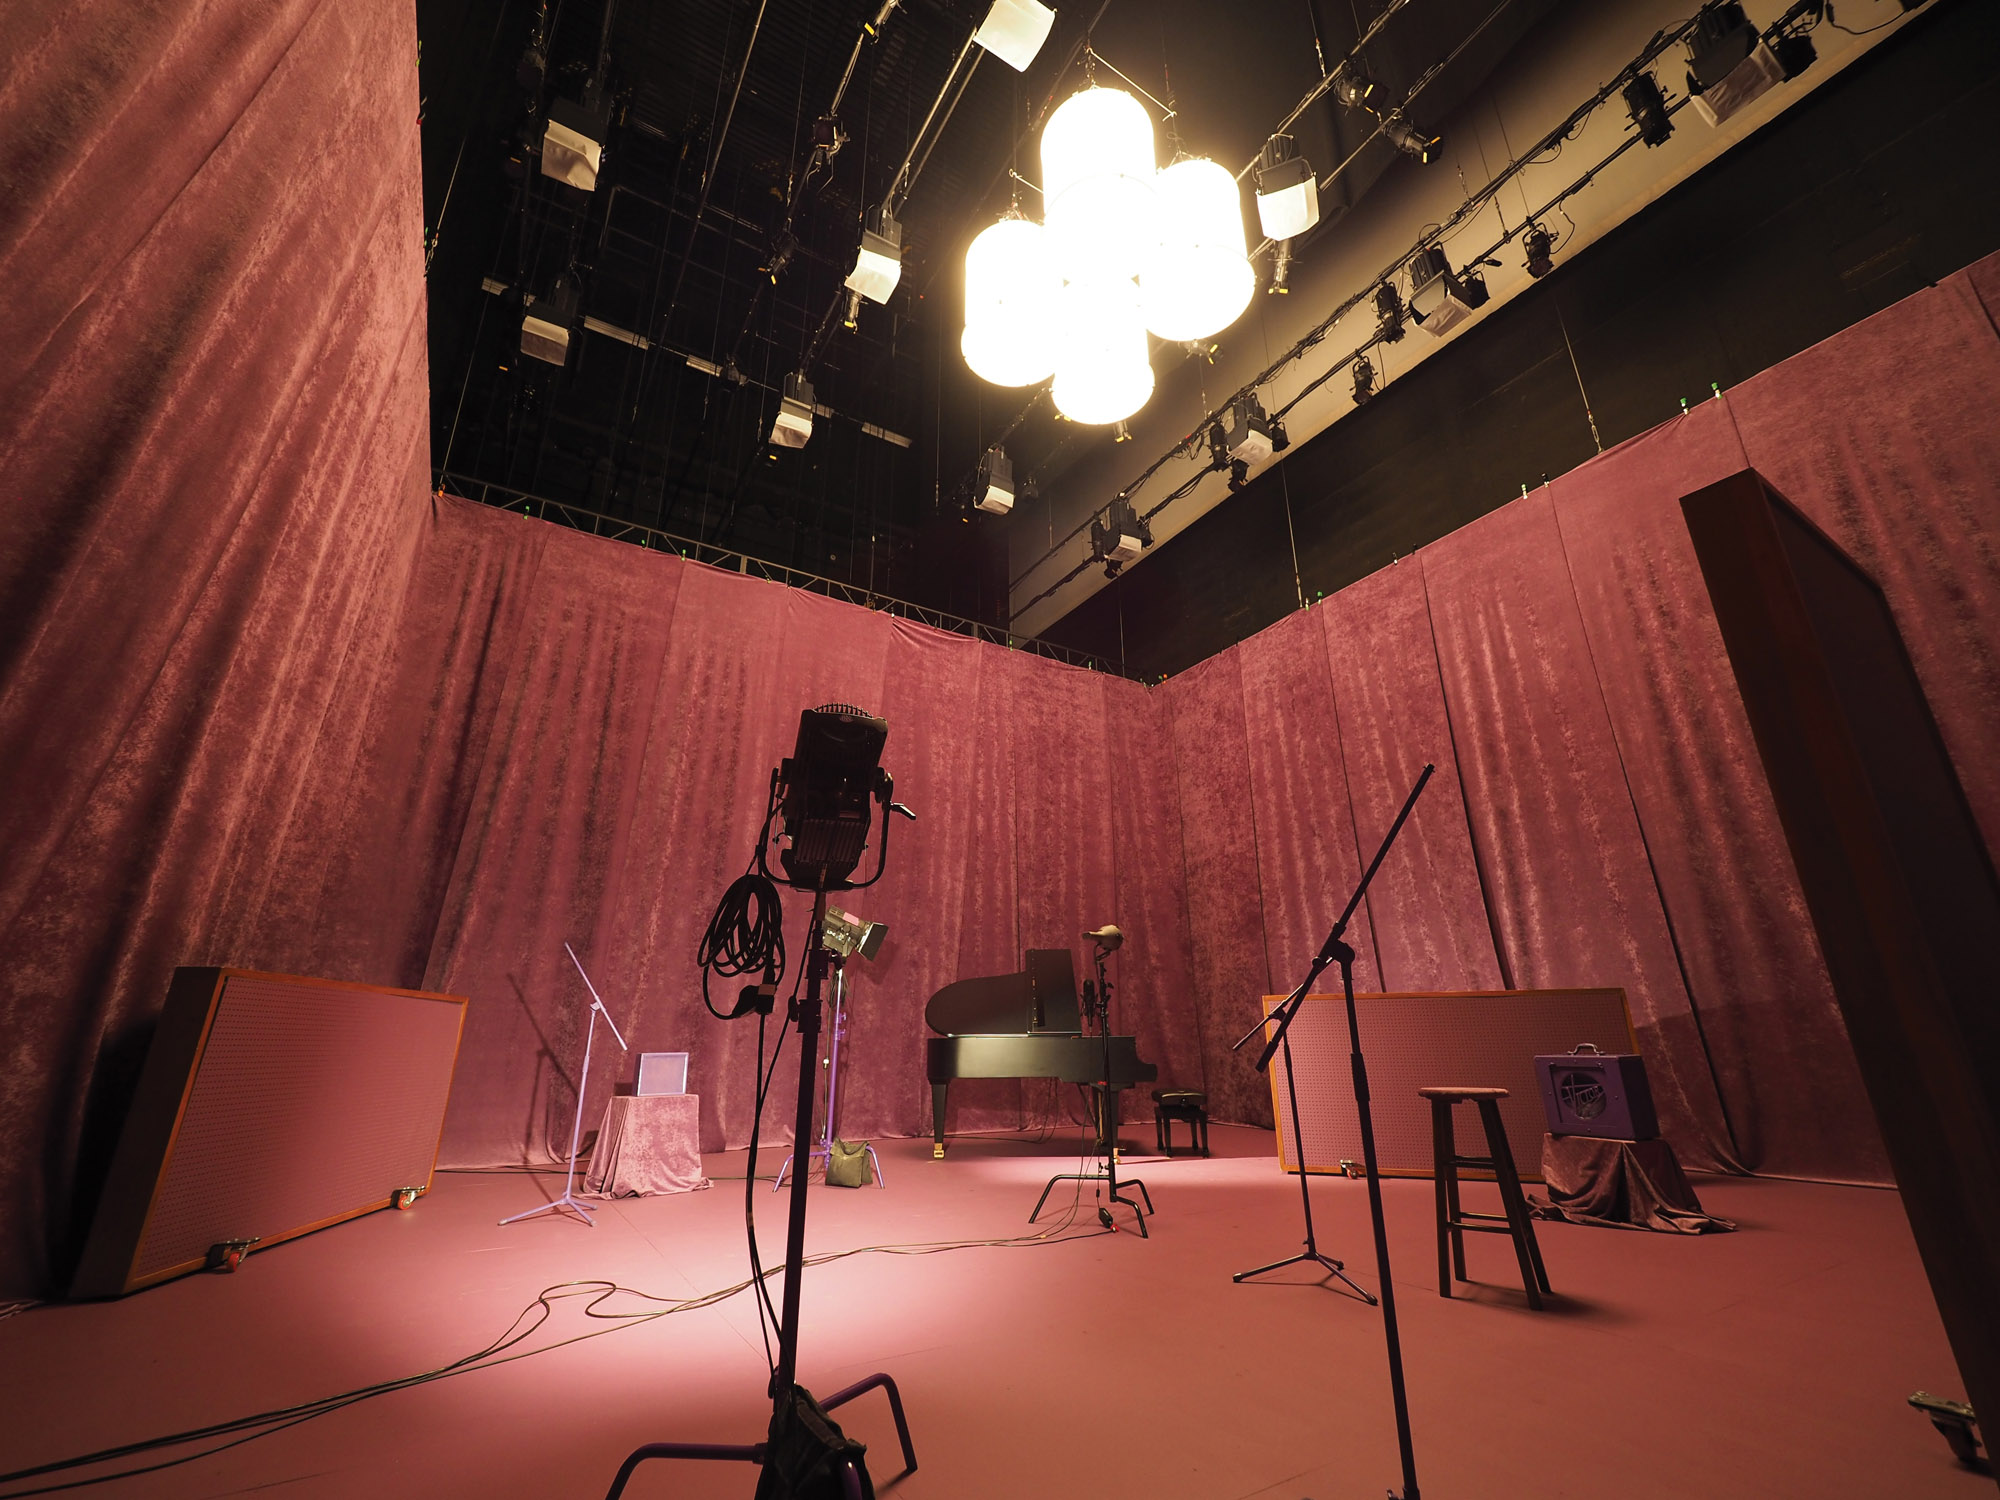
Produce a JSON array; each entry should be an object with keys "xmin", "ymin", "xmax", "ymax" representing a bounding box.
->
[{"xmin": 0, "ymin": 1125, "xmax": 1979, "ymax": 1499}]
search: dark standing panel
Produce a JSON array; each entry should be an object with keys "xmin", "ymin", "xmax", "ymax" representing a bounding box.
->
[{"xmin": 1682, "ymin": 469, "xmax": 2000, "ymax": 1468}]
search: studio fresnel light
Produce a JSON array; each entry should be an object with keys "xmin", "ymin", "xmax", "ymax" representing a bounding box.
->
[
  {"xmin": 1623, "ymin": 71, "xmax": 1675, "ymax": 147},
  {"xmin": 975, "ymin": 446, "xmax": 1015, "ymax": 514},
  {"xmin": 961, "ymin": 81, "xmax": 1253, "ymax": 427}
]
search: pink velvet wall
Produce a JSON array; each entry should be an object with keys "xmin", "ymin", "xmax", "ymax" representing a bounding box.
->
[
  {"xmin": 1163, "ymin": 259, "xmax": 2000, "ymax": 1178},
  {"xmin": 0, "ymin": 0, "xmax": 434, "ymax": 1297},
  {"xmin": 6, "ymin": 0, "xmax": 1998, "ymax": 1303}
]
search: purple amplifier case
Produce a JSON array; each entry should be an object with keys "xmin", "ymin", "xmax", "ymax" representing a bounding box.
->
[{"xmin": 1535, "ymin": 1045, "xmax": 1659, "ymax": 1140}]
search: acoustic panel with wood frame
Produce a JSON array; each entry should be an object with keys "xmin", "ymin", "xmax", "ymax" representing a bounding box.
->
[
  {"xmin": 71, "ymin": 968, "xmax": 467, "ymax": 1297},
  {"xmin": 1263, "ymin": 988, "xmax": 1637, "ymax": 1181}
]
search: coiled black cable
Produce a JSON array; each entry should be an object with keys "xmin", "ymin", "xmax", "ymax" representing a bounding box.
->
[{"xmin": 696, "ymin": 870, "xmax": 787, "ymax": 1018}]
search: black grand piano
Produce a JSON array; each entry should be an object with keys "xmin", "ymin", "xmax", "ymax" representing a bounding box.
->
[{"xmin": 925, "ymin": 949, "xmax": 1157, "ymax": 1157}]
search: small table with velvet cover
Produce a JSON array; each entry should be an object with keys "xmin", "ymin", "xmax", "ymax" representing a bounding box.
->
[
  {"xmin": 1532, "ymin": 1134, "xmax": 1733, "ymax": 1234},
  {"xmin": 585, "ymin": 1093, "xmax": 710, "ymax": 1197}
]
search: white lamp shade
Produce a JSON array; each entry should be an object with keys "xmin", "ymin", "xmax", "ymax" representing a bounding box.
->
[
  {"xmin": 961, "ymin": 217, "xmax": 1059, "ymax": 386},
  {"xmin": 1042, "ymin": 87, "xmax": 1158, "ymax": 282},
  {"xmin": 1041, "ymin": 87, "xmax": 1156, "ymax": 204},
  {"xmin": 1050, "ymin": 276, "xmax": 1155, "ymax": 426},
  {"xmin": 1254, "ymin": 168, "xmax": 1321, "ymax": 242},
  {"xmin": 972, "ymin": 0, "xmax": 1055, "ymax": 72},
  {"xmin": 1141, "ymin": 157, "xmax": 1254, "ymax": 341}
]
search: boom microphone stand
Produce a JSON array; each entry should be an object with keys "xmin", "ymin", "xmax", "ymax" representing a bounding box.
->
[
  {"xmin": 1231, "ymin": 764, "xmax": 1434, "ymax": 1500},
  {"xmin": 1233, "ymin": 1003, "xmax": 1374, "ymax": 1299},
  {"xmin": 501, "ymin": 942, "xmax": 627, "ymax": 1228}
]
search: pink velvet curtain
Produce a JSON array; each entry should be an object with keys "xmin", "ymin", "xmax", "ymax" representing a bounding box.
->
[
  {"xmin": 0, "ymin": 0, "xmax": 433, "ymax": 1297},
  {"xmin": 6, "ymin": 0, "xmax": 1998, "ymax": 1303},
  {"xmin": 1162, "ymin": 256, "xmax": 2000, "ymax": 1181},
  {"xmin": 336, "ymin": 504, "xmax": 1190, "ymax": 1170}
]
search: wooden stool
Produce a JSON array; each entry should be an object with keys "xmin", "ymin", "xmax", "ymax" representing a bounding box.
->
[
  {"xmin": 1152, "ymin": 1088, "xmax": 1209, "ymax": 1157},
  {"xmin": 1419, "ymin": 1087, "xmax": 1551, "ymax": 1310}
]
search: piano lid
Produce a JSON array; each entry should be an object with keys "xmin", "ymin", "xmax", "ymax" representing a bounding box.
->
[{"xmin": 925, "ymin": 948, "xmax": 1081, "ymax": 1035}]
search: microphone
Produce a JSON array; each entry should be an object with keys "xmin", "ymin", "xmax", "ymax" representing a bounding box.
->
[
  {"xmin": 890, "ymin": 802, "xmax": 917, "ymax": 821},
  {"xmin": 1083, "ymin": 924, "xmax": 1123, "ymax": 951}
]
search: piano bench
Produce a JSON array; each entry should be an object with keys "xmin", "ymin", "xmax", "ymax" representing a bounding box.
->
[{"xmin": 1152, "ymin": 1089, "xmax": 1209, "ymax": 1158}]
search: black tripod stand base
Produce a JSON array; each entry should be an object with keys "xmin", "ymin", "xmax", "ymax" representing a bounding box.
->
[
  {"xmin": 1031, "ymin": 1172, "xmax": 1153, "ymax": 1235},
  {"xmin": 1233, "ymin": 1248, "xmax": 1377, "ymax": 1302}
]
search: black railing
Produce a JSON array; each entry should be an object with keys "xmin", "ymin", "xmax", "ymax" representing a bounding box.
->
[{"xmin": 436, "ymin": 472, "xmax": 1132, "ymax": 678}]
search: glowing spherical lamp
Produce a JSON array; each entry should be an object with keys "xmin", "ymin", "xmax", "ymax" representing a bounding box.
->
[
  {"xmin": 1140, "ymin": 156, "xmax": 1254, "ymax": 342},
  {"xmin": 960, "ymin": 216, "xmax": 1059, "ymax": 386},
  {"xmin": 1050, "ymin": 276, "xmax": 1154, "ymax": 426},
  {"xmin": 1041, "ymin": 86, "xmax": 1157, "ymax": 283}
]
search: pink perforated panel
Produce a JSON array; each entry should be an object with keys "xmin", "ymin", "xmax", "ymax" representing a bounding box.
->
[
  {"xmin": 133, "ymin": 974, "xmax": 464, "ymax": 1281},
  {"xmin": 1264, "ymin": 989, "xmax": 1634, "ymax": 1180}
]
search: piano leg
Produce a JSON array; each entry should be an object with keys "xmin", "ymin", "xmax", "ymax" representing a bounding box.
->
[{"xmin": 931, "ymin": 1082, "xmax": 949, "ymax": 1158}]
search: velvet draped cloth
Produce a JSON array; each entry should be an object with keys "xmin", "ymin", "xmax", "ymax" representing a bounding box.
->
[
  {"xmin": 585, "ymin": 1095, "xmax": 709, "ymax": 1198},
  {"xmin": 1534, "ymin": 1136, "xmax": 1735, "ymax": 1236},
  {"xmin": 6, "ymin": 0, "xmax": 1999, "ymax": 1302}
]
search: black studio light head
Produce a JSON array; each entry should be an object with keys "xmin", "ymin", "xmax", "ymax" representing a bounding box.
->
[{"xmin": 777, "ymin": 705, "xmax": 890, "ymax": 890}]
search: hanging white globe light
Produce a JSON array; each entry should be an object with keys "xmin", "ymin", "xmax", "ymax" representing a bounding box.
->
[
  {"xmin": 961, "ymin": 216, "xmax": 1059, "ymax": 386},
  {"xmin": 1041, "ymin": 86, "xmax": 1157, "ymax": 283},
  {"xmin": 1141, "ymin": 156, "xmax": 1254, "ymax": 342},
  {"xmin": 1050, "ymin": 275, "xmax": 1154, "ymax": 426}
]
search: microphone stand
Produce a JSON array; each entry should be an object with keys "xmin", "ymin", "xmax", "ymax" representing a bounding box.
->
[
  {"xmin": 1030, "ymin": 939, "xmax": 1153, "ymax": 1235},
  {"xmin": 1231, "ymin": 764, "xmax": 1434, "ymax": 1500},
  {"xmin": 502, "ymin": 942, "xmax": 628, "ymax": 1228}
]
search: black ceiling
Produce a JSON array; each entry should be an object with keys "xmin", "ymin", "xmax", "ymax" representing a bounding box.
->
[{"xmin": 417, "ymin": 0, "xmax": 1544, "ymax": 616}]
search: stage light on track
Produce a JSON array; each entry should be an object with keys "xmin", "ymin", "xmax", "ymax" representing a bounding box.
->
[
  {"xmin": 1254, "ymin": 134, "xmax": 1321, "ymax": 242},
  {"xmin": 1269, "ymin": 240, "xmax": 1293, "ymax": 295},
  {"xmin": 1090, "ymin": 497, "xmax": 1149, "ymax": 578},
  {"xmin": 542, "ymin": 83, "xmax": 610, "ymax": 191},
  {"xmin": 973, "ymin": 0, "xmax": 1056, "ymax": 72},
  {"xmin": 1684, "ymin": 1, "xmax": 1782, "ymax": 127},
  {"xmin": 1381, "ymin": 112, "xmax": 1441, "ymax": 164},
  {"xmin": 1352, "ymin": 355, "xmax": 1376, "ymax": 406},
  {"xmin": 1374, "ymin": 280, "xmax": 1406, "ymax": 342},
  {"xmin": 1623, "ymin": 72, "xmax": 1674, "ymax": 147},
  {"xmin": 1331, "ymin": 63, "xmax": 1377, "ymax": 111},
  {"xmin": 1226, "ymin": 393, "xmax": 1276, "ymax": 466},
  {"xmin": 771, "ymin": 372, "xmax": 815, "ymax": 449},
  {"xmin": 1409, "ymin": 247, "xmax": 1489, "ymax": 336},
  {"xmin": 845, "ymin": 205, "xmax": 904, "ymax": 305},
  {"xmin": 1524, "ymin": 223, "xmax": 1555, "ymax": 279},
  {"xmin": 1768, "ymin": 21, "xmax": 1817, "ymax": 82},
  {"xmin": 976, "ymin": 446, "xmax": 1015, "ymax": 513},
  {"xmin": 520, "ymin": 274, "xmax": 579, "ymax": 365}
]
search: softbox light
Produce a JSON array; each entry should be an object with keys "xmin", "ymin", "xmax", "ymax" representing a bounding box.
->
[
  {"xmin": 521, "ymin": 275, "xmax": 579, "ymax": 366},
  {"xmin": 543, "ymin": 93, "xmax": 610, "ymax": 191},
  {"xmin": 972, "ymin": 0, "xmax": 1055, "ymax": 73}
]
